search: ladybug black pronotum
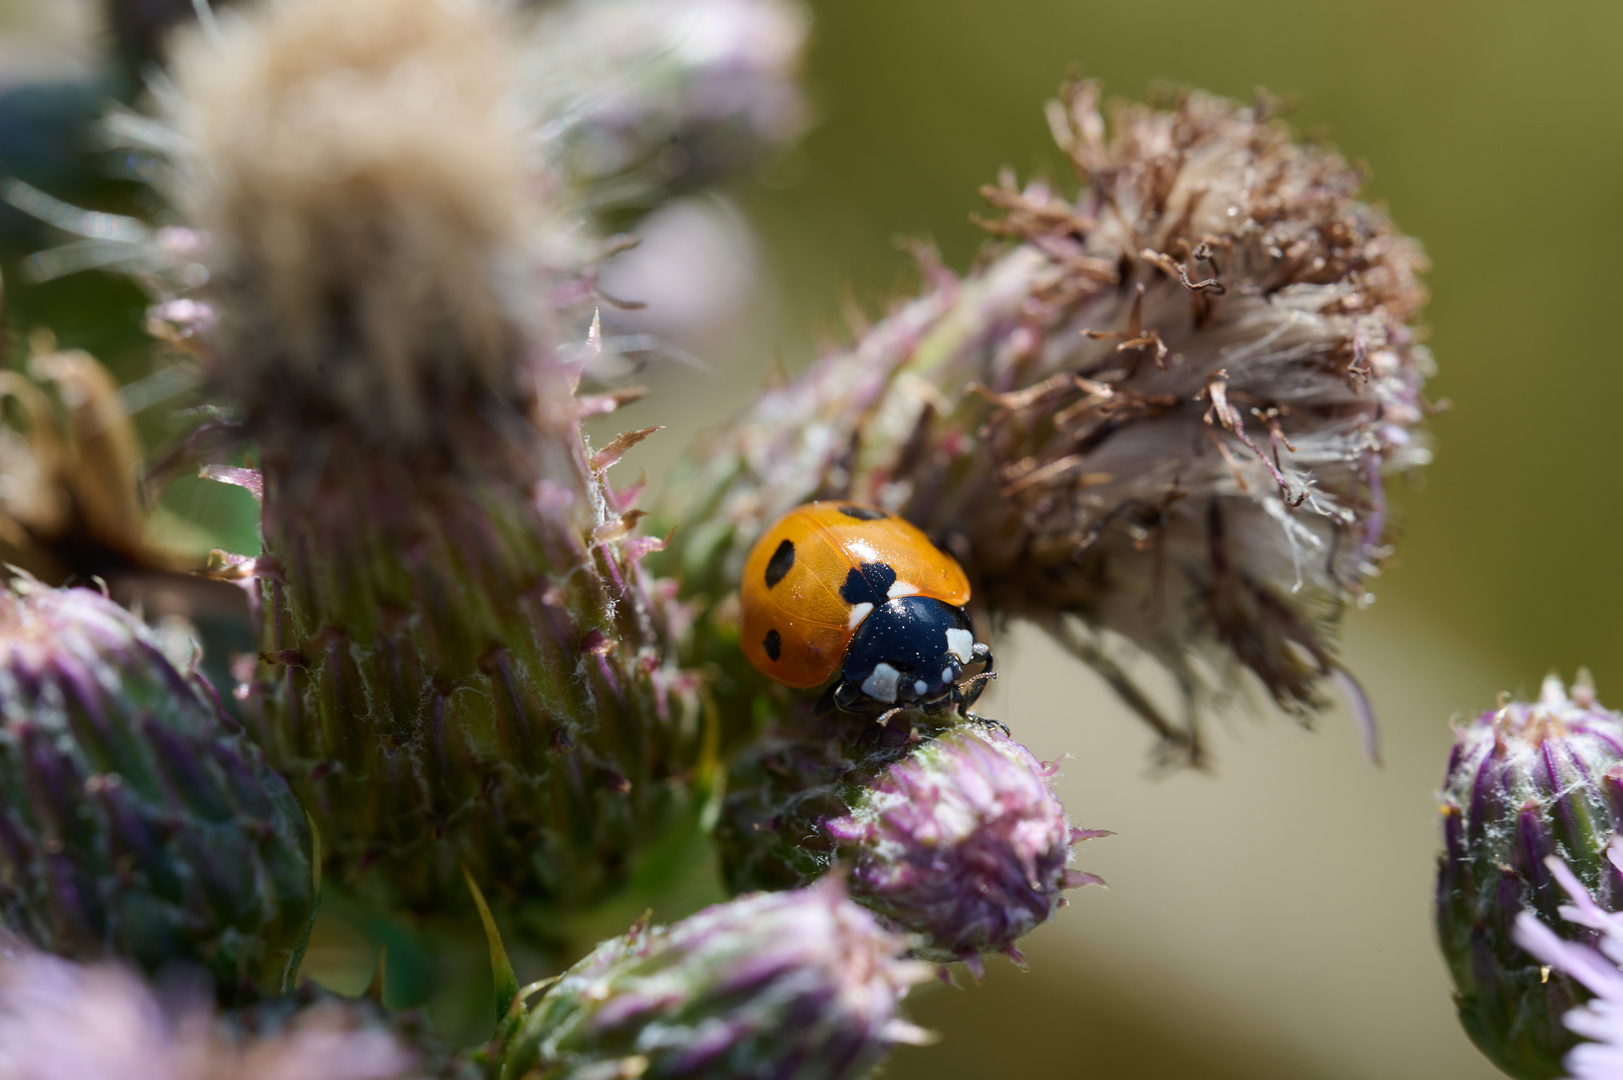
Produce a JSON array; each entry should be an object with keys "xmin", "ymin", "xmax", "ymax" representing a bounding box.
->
[{"xmin": 739, "ymin": 501, "xmax": 995, "ymax": 724}]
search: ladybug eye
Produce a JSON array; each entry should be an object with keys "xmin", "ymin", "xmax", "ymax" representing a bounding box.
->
[
  {"xmin": 764, "ymin": 539, "xmax": 795, "ymax": 589},
  {"xmin": 838, "ymin": 504, "xmax": 887, "ymax": 521}
]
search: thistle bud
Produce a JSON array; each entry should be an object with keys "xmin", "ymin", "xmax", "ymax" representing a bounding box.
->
[
  {"xmin": 496, "ymin": 881, "xmax": 933, "ymax": 1080},
  {"xmin": 1436, "ymin": 674, "xmax": 1623, "ymax": 1078},
  {"xmin": 719, "ymin": 716, "xmax": 1102, "ymax": 967},
  {"xmin": 0, "ymin": 936, "xmax": 430, "ymax": 1080},
  {"xmin": 152, "ymin": 0, "xmax": 705, "ymax": 918},
  {"xmin": 0, "ymin": 576, "xmax": 314, "ymax": 1001},
  {"xmin": 1514, "ymin": 839, "xmax": 1623, "ymax": 1080},
  {"xmin": 663, "ymin": 84, "xmax": 1431, "ymax": 762}
]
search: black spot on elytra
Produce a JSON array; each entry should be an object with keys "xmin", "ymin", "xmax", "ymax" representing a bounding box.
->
[
  {"xmin": 764, "ymin": 539, "xmax": 795, "ymax": 589},
  {"xmin": 839, "ymin": 561, "xmax": 897, "ymax": 605},
  {"xmin": 838, "ymin": 504, "xmax": 887, "ymax": 521},
  {"xmin": 763, "ymin": 629, "xmax": 781, "ymax": 661}
]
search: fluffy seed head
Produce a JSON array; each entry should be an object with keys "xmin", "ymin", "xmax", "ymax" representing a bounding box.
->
[
  {"xmin": 166, "ymin": 0, "xmax": 535, "ymax": 447},
  {"xmin": 498, "ymin": 881, "xmax": 933, "ymax": 1080},
  {"xmin": 1437, "ymin": 674, "xmax": 1623, "ymax": 1078},
  {"xmin": 827, "ymin": 725, "xmax": 1103, "ymax": 965}
]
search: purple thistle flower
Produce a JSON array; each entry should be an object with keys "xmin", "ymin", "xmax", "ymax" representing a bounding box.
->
[
  {"xmin": 496, "ymin": 880, "xmax": 932, "ymax": 1080},
  {"xmin": 0, "ymin": 935, "xmax": 426, "ymax": 1080},
  {"xmin": 0, "ymin": 576, "xmax": 314, "ymax": 1002},
  {"xmin": 1437, "ymin": 674, "xmax": 1623, "ymax": 1078},
  {"xmin": 1514, "ymin": 839, "xmax": 1623, "ymax": 1080}
]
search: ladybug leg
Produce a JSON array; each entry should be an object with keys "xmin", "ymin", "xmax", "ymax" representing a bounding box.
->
[
  {"xmin": 963, "ymin": 709, "xmax": 1010, "ymax": 737},
  {"xmin": 957, "ymin": 644, "xmax": 1006, "ymax": 734},
  {"xmin": 831, "ymin": 679, "xmax": 870, "ymax": 715},
  {"xmin": 959, "ymin": 644, "xmax": 995, "ymax": 709}
]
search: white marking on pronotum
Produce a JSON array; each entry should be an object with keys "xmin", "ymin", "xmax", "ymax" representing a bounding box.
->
[
  {"xmin": 945, "ymin": 628, "xmax": 974, "ymax": 664},
  {"xmin": 913, "ymin": 680, "xmax": 929, "ymax": 696},
  {"xmin": 862, "ymin": 663, "xmax": 901, "ymax": 703},
  {"xmin": 887, "ymin": 580, "xmax": 916, "ymax": 599},
  {"xmin": 941, "ymin": 668, "xmax": 954, "ymax": 684},
  {"xmin": 846, "ymin": 602, "xmax": 874, "ymax": 629}
]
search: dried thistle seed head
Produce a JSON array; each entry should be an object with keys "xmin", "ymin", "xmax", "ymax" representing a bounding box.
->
[
  {"xmin": 165, "ymin": 0, "xmax": 537, "ymax": 450},
  {"xmin": 0, "ymin": 575, "xmax": 315, "ymax": 1002},
  {"xmin": 0, "ymin": 941, "xmax": 429, "ymax": 1080},
  {"xmin": 519, "ymin": 0, "xmax": 809, "ymax": 200},
  {"xmin": 497, "ymin": 881, "xmax": 933, "ymax": 1080},
  {"xmin": 664, "ymin": 83, "xmax": 1431, "ymax": 761},
  {"xmin": 1436, "ymin": 674, "xmax": 1623, "ymax": 1079},
  {"xmin": 1515, "ymin": 839, "xmax": 1623, "ymax": 1080}
]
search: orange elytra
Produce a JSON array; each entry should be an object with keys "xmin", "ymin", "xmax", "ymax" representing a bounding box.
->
[{"xmin": 739, "ymin": 501, "xmax": 973, "ymax": 693}]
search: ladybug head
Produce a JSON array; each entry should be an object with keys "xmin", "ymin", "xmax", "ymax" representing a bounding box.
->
[{"xmin": 837, "ymin": 596, "xmax": 985, "ymax": 711}]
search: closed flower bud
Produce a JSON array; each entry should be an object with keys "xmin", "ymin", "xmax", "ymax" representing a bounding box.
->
[
  {"xmin": 149, "ymin": 0, "xmax": 705, "ymax": 919},
  {"xmin": 827, "ymin": 724, "xmax": 1104, "ymax": 967},
  {"xmin": 1436, "ymin": 674, "xmax": 1623, "ymax": 1079},
  {"xmin": 663, "ymin": 83, "xmax": 1431, "ymax": 762},
  {"xmin": 719, "ymin": 717, "xmax": 1103, "ymax": 968},
  {"xmin": 0, "ymin": 934, "xmax": 431, "ymax": 1080},
  {"xmin": 0, "ymin": 577, "xmax": 314, "ymax": 1001},
  {"xmin": 496, "ymin": 881, "xmax": 933, "ymax": 1080}
]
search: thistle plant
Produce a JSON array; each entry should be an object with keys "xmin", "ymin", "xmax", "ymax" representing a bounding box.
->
[
  {"xmin": 1436, "ymin": 675, "xmax": 1623, "ymax": 1078},
  {"xmin": 0, "ymin": 0, "xmax": 1464, "ymax": 1071},
  {"xmin": 490, "ymin": 881, "xmax": 932, "ymax": 1080},
  {"xmin": 138, "ymin": 0, "xmax": 709, "ymax": 921},
  {"xmin": 663, "ymin": 83, "xmax": 1431, "ymax": 765},
  {"xmin": 0, "ymin": 575, "xmax": 314, "ymax": 1001}
]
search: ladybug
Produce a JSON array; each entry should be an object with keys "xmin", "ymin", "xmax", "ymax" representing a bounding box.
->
[{"xmin": 740, "ymin": 501, "xmax": 995, "ymax": 722}]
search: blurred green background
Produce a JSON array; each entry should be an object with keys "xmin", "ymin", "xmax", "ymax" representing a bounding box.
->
[{"xmin": 5, "ymin": 0, "xmax": 1619, "ymax": 1075}]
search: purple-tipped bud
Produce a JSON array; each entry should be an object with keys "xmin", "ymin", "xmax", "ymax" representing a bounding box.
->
[
  {"xmin": 0, "ymin": 576, "xmax": 315, "ymax": 1001},
  {"xmin": 1437, "ymin": 674, "xmax": 1623, "ymax": 1078},
  {"xmin": 497, "ymin": 881, "xmax": 933, "ymax": 1080},
  {"xmin": 720, "ymin": 718, "xmax": 1102, "ymax": 967},
  {"xmin": 0, "ymin": 934, "xmax": 431, "ymax": 1080},
  {"xmin": 827, "ymin": 725, "xmax": 1103, "ymax": 967},
  {"xmin": 1514, "ymin": 839, "xmax": 1623, "ymax": 1080}
]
